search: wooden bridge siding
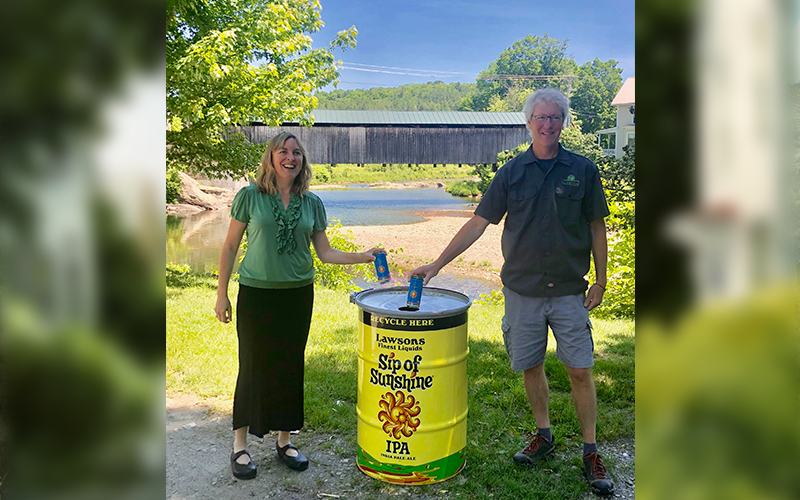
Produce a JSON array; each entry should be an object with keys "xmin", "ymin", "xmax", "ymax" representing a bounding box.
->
[{"xmin": 239, "ymin": 126, "xmax": 531, "ymax": 164}]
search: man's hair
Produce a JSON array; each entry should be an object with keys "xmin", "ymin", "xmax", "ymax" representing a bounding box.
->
[
  {"xmin": 522, "ymin": 88, "xmax": 571, "ymax": 133},
  {"xmin": 255, "ymin": 132, "xmax": 313, "ymax": 196}
]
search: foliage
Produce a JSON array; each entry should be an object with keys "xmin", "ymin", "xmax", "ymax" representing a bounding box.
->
[
  {"xmin": 460, "ymin": 35, "xmax": 577, "ymax": 111},
  {"xmin": 570, "ymin": 58, "xmax": 624, "ymax": 132},
  {"xmin": 311, "ymin": 220, "xmax": 366, "ymax": 291},
  {"xmin": 311, "ymin": 163, "xmax": 475, "ymax": 184},
  {"xmin": 166, "ymin": 166, "xmax": 182, "ymax": 204},
  {"xmin": 458, "ymin": 35, "xmax": 622, "ymax": 135},
  {"xmin": 599, "ymin": 142, "xmax": 635, "ymax": 203},
  {"xmin": 476, "ymin": 162, "xmax": 500, "ymax": 195},
  {"xmin": 588, "ymin": 200, "xmax": 635, "ymax": 318},
  {"xmin": 312, "ymin": 164, "xmax": 331, "ymax": 183},
  {"xmin": 315, "ymin": 81, "xmax": 476, "ymax": 111},
  {"xmin": 166, "ymin": 263, "xmax": 216, "ymax": 289},
  {"xmin": 445, "ymin": 180, "xmax": 481, "ymax": 197},
  {"xmin": 559, "ymin": 124, "xmax": 603, "ymax": 163},
  {"xmin": 474, "ymin": 289, "xmax": 504, "ymax": 305},
  {"xmin": 167, "ymin": 0, "xmax": 357, "ymax": 179}
]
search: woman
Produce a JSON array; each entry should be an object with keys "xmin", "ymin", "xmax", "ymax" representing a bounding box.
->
[{"xmin": 215, "ymin": 132, "xmax": 378, "ymax": 479}]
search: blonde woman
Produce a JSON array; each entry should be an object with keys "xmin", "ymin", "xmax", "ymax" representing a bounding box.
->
[{"xmin": 215, "ymin": 132, "xmax": 379, "ymax": 478}]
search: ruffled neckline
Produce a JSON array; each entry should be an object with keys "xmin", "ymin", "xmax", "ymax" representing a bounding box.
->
[{"xmin": 268, "ymin": 192, "xmax": 302, "ymax": 254}]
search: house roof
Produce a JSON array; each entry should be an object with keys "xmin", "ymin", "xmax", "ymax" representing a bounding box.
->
[
  {"xmin": 611, "ymin": 77, "xmax": 635, "ymax": 106},
  {"xmin": 284, "ymin": 110, "xmax": 527, "ymax": 126}
]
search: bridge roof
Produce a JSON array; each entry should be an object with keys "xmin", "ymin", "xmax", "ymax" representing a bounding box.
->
[{"xmin": 283, "ymin": 110, "xmax": 527, "ymax": 126}]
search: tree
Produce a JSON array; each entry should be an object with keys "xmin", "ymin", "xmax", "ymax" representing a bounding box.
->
[
  {"xmin": 167, "ymin": 0, "xmax": 357, "ymax": 179},
  {"xmin": 459, "ymin": 34, "xmax": 577, "ymax": 111},
  {"xmin": 570, "ymin": 58, "xmax": 623, "ymax": 133},
  {"xmin": 459, "ymin": 35, "xmax": 623, "ymax": 133}
]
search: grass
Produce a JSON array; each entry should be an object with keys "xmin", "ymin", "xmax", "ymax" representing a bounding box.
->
[
  {"xmin": 311, "ymin": 163, "xmax": 476, "ymax": 185},
  {"xmin": 167, "ymin": 269, "xmax": 635, "ymax": 499}
]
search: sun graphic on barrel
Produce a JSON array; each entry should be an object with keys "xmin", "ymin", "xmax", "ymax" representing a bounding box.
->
[{"xmin": 378, "ymin": 390, "xmax": 421, "ymax": 439}]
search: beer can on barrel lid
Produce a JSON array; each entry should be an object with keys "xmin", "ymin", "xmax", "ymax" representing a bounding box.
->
[
  {"xmin": 373, "ymin": 250, "xmax": 390, "ymax": 283},
  {"xmin": 405, "ymin": 274, "xmax": 424, "ymax": 310}
]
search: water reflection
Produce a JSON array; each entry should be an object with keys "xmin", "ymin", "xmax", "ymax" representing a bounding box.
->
[{"xmin": 167, "ymin": 210, "xmax": 241, "ymax": 274}]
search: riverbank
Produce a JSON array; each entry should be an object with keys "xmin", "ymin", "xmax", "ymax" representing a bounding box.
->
[
  {"xmin": 342, "ymin": 209, "xmax": 503, "ymax": 286},
  {"xmin": 167, "ymin": 178, "xmax": 498, "ymax": 284}
]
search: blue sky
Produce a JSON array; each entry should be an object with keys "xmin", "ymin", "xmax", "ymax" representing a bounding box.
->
[{"xmin": 311, "ymin": 0, "xmax": 635, "ymax": 91}]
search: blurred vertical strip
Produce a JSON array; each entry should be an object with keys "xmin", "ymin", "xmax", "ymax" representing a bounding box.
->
[
  {"xmin": 638, "ymin": 0, "xmax": 800, "ymax": 499},
  {"xmin": 0, "ymin": 0, "xmax": 165, "ymax": 498}
]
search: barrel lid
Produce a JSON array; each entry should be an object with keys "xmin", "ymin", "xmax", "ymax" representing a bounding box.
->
[{"xmin": 351, "ymin": 286, "xmax": 471, "ymax": 318}]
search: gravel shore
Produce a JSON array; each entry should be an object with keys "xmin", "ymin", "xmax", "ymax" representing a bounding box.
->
[{"xmin": 343, "ymin": 209, "xmax": 504, "ymax": 285}]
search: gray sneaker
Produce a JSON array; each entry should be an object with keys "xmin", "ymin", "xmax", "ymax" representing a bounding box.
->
[
  {"xmin": 583, "ymin": 452, "xmax": 614, "ymax": 496},
  {"xmin": 513, "ymin": 434, "xmax": 555, "ymax": 466}
]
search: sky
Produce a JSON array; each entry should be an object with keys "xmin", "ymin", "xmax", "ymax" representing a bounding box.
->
[{"xmin": 311, "ymin": 0, "xmax": 635, "ymax": 92}]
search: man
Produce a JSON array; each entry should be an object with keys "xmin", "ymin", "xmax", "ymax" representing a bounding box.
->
[{"xmin": 410, "ymin": 88, "xmax": 614, "ymax": 496}]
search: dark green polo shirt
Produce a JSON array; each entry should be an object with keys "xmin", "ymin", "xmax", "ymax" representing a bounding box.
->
[{"xmin": 475, "ymin": 145, "xmax": 609, "ymax": 297}]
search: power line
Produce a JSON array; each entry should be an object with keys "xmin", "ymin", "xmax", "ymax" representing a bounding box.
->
[
  {"xmin": 340, "ymin": 65, "xmax": 468, "ymax": 78},
  {"xmin": 341, "ymin": 61, "xmax": 470, "ymax": 75}
]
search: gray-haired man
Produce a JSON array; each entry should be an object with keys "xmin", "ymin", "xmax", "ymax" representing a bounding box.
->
[{"xmin": 411, "ymin": 88, "xmax": 614, "ymax": 496}]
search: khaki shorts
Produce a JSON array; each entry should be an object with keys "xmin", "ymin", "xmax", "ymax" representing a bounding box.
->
[{"xmin": 501, "ymin": 287, "xmax": 594, "ymax": 370}]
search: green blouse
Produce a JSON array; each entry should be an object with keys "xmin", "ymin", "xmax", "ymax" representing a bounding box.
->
[{"xmin": 230, "ymin": 185, "xmax": 327, "ymax": 289}]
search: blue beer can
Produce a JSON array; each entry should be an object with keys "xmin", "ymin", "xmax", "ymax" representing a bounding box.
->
[
  {"xmin": 373, "ymin": 251, "xmax": 390, "ymax": 283},
  {"xmin": 406, "ymin": 274, "xmax": 424, "ymax": 310}
]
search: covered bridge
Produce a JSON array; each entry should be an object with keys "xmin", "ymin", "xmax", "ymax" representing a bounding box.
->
[{"xmin": 237, "ymin": 110, "xmax": 530, "ymax": 168}]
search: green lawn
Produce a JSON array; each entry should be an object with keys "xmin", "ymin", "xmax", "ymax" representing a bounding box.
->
[{"xmin": 167, "ymin": 270, "xmax": 635, "ymax": 499}]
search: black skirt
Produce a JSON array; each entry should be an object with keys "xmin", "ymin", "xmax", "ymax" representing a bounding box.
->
[{"xmin": 232, "ymin": 283, "xmax": 314, "ymax": 437}]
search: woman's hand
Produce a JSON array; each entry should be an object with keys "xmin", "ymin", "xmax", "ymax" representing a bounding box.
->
[
  {"xmin": 215, "ymin": 294, "xmax": 233, "ymax": 323},
  {"xmin": 363, "ymin": 247, "xmax": 382, "ymax": 263}
]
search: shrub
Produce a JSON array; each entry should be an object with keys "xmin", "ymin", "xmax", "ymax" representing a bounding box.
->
[
  {"xmin": 166, "ymin": 166, "xmax": 182, "ymax": 204},
  {"xmin": 312, "ymin": 220, "xmax": 365, "ymax": 291},
  {"xmin": 588, "ymin": 199, "xmax": 635, "ymax": 318},
  {"xmin": 445, "ymin": 180, "xmax": 481, "ymax": 197},
  {"xmin": 311, "ymin": 165, "xmax": 331, "ymax": 184}
]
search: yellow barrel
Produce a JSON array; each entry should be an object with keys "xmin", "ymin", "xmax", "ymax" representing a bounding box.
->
[{"xmin": 350, "ymin": 287, "xmax": 471, "ymax": 484}]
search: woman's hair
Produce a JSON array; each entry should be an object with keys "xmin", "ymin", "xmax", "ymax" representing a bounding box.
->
[
  {"xmin": 522, "ymin": 88, "xmax": 572, "ymax": 133},
  {"xmin": 255, "ymin": 132, "xmax": 313, "ymax": 196}
]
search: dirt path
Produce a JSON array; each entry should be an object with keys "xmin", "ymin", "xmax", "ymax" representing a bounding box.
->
[{"xmin": 167, "ymin": 391, "xmax": 634, "ymax": 500}]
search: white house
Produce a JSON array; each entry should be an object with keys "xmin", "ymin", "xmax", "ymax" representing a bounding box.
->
[{"xmin": 595, "ymin": 77, "xmax": 635, "ymax": 158}]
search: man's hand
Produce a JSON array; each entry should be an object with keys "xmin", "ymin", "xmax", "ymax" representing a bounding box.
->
[
  {"xmin": 583, "ymin": 284, "xmax": 605, "ymax": 311},
  {"xmin": 409, "ymin": 262, "xmax": 441, "ymax": 286}
]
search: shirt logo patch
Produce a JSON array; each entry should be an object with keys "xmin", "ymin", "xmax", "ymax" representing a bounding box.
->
[{"xmin": 562, "ymin": 174, "xmax": 580, "ymax": 187}]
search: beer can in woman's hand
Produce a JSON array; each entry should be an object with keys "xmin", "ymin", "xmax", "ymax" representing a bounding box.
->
[{"xmin": 373, "ymin": 250, "xmax": 390, "ymax": 283}]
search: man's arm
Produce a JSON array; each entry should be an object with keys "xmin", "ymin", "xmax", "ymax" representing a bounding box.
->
[
  {"xmin": 584, "ymin": 217, "xmax": 607, "ymax": 310},
  {"xmin": 410, "ymin": 214, "xmax": 491, "ymax": 285}
]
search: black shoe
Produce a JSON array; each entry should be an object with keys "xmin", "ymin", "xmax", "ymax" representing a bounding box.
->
[
  {"xmin": 276, "ymin": 441, "xmax": 309, "ymax": 471},
  {"xmin": 583, "ymin": 452, "xmax": 614, "ymax": 496},
  {"xmin": 230, "ymin": 449, "xmax": 256, "ymax": 479},
  {"xmin": 513, "ymin": 434, "xmax": 555, "ymax": 466}
]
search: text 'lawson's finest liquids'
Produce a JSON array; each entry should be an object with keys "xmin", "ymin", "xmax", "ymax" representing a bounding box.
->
[
  {"xmin": 374, "ymin": 251, "xmax": 390, "ymax": 283},
  {"xmin": 406, "ymin": 275, "xmax": 424, "ymax": 310}
]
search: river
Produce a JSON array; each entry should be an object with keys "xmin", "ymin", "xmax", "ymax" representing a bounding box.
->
[{"xmin": 167, "ymin": 185, "xmax": 497, "ymax": 297}]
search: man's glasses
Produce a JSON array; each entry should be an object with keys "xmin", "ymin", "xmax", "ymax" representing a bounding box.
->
[{"xmin": 532, "ymin": 114, "xmax": 564, "ymax": 125}]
